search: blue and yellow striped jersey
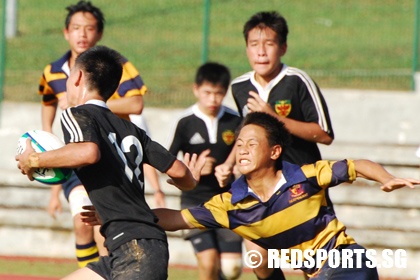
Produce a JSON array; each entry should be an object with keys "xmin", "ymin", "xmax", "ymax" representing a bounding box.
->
[
  {"xmin": 38, "ymin": 51, "xmax": 147, "ymax": 120},
  {"xmin": 182, "ymin": 160, "xmax": 357, "ymax": 274}
]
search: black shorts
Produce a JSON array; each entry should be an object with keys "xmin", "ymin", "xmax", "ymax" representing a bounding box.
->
[
  {"xmin": 87, "ymin": 238, "xmax": 169, "ymax": 280},
  {"xmin": 185, "ymin": 228, "xmax": 243, "ymax": 254}
]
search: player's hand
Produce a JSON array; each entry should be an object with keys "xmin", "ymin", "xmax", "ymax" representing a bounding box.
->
[
  {"xmin": 200, "ymin": 149, "xmax": 216, "ymax": 176},
  {"xmin": 15, "ymin": 138, "xmax": 36, "ymax": 181},
  {"xmin": 247, "ymin": 91, "xmax": 276, "ymax": 115},
  {"xmin": 48, "ymin": 196, "xmax": 62, "ymax": 219},
  {"xmin": 80, "ymin": 205, "xmax": 102, "ymax": 226},
  {"xmin": 184, "ymin": 150, "xmax": 210, "ymax": 183},
  {"xmin": 380, "ymin": 177, "xmax": 420, "ymax": 192},
  {"xmin": 215, "ymin": 162, "xmax": 233, "ymax": 188}
]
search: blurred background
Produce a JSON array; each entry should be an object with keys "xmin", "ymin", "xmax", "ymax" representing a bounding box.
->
[
  {"xmin": 1, "ymin": 1, "xmax": 420, "ymax": 279},
  {"xmin": 0, "ymin": 0, "xmax": 418, "ymax": 107}
]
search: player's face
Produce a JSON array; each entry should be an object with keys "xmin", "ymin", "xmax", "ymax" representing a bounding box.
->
[
  {"xmin": 246, "ymin": 27, "xmax": 286, "ymax": 85},
  {"xmin": 235, "ymin": 124, "xmax": 278, "ymax": 176},
  {"xmin": 64, "ymin": 11, "xmax": 103, "ymax": 56},
  {"xmin": 193, "ymin": 81, "xmax": 226, "ymax": 117}
]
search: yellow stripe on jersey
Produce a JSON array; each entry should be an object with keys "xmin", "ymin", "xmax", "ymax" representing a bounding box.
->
[
  {"xmin": 301, "ymin": 160, "xmax": 356, "ymax": 187},
  {"xmin": 233, "ymin": 192, "xmax": 324, "ymax": 240},
  {"xmin": 181, "ymin": 208, "xmax": 207, "ymax": 230}
]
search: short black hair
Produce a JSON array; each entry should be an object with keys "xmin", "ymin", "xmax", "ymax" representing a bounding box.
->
[
  {"xmin": 65, "ymin": 1, "xmax": 105, "ymax": 33},
  {"xmin": 243, "ymin": 11, "xmax": 288, "ymax": 45},
  {"xmin": 75, "ymin": 45, "xmax": 122, "ymax": 101},
  {"xmin": 195, "ymin": 62, "xmax": 231, "ymax": 90},
  {"xmin": 237, "ymin": 112, "xmax": 291, "ymax": 169}
]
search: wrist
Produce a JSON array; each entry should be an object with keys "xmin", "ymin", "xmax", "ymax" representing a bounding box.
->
[
  {"xmin": 154, "ymin": 190, "xmax": 164, "ymax": 194},
  {"xmin": 28, "ymin": 152, "xmax": 40, "ymax": 168}
]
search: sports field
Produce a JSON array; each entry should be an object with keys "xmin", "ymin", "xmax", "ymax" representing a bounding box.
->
[
  {"xmin": 2, "ymin": 0, "xmax": 415, "ymax": 107},
  {"xmin": 0, "ymin": 255, "xmax": 414, "ymax": 280},
  {"xmin": 0, "ymin": 256, "xmax": 305, "ymax": 280}
]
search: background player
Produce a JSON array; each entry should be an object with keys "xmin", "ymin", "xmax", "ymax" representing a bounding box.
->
[
  {"xmin": 167, "ymin": 62, "xmax": 243, "ymax": 280},
  {"xmin": 215, "ymin": 11, "xmax": 335, "ymax": 279}
]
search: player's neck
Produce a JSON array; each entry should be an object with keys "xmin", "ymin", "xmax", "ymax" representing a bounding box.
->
[
  {"xmin": 246, "ymin": 169, "xmax": 282, "ymax": 202},
  {"xmin": 254, "ymin": 64, "xmax": 282, "ymax": 88}
]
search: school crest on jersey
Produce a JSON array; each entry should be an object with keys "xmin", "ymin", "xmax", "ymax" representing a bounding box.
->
[
  {"xmin": 275, "ymin": 100, "xmax": 291, "ymax": 117},
  {"xmin": 288, "ymin": 184, "xmax": 308, "ymax": 204},
  {"xmin": 222, "ymin": 130, "xmax": 235, "ymax": 145}
]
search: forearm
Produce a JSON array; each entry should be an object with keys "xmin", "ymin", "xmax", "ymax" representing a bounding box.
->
[
  {"xmin": 107, "ymin": 95, "xmax": 144, "ymax": 115},
  {"xmin": 277, "ymin": 116, "xmax": 333, "ymax": 145},
  {"xmin": 354, "ymin": 159, "xmax": 394, "ymax": 184},
  {"xmin": 41, "ymin": 103, "xmax": 58, "ymax": 133},
  {"xmin": 29, "ymin": 143, "xmax": 100, "ymax": 169},
  {"xmin": 50, "ymin": 184, "xmax": 62, "ymax": 199},
  {"xmin": 224, "ymin": 146, "xmax": 236, "ymax": 167},
  {"xmin": 144, "ymin": 164, "xmax": 163, "ymax": 192},
  {"xmin": 153, "ymin": 208, "xmax": 193, "ymax": 231}
]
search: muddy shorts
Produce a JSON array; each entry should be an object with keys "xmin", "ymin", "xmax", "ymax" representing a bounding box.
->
[{"xmin": 87, "ymin": 238, "xmax": 169, "ymax": 280}]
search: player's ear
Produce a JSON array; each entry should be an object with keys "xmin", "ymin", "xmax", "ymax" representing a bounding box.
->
[
  {"xmin": 270, "ymin": 144, "xmax": 282, "ymax": 161},
  {"xmin": 63, "ymin": 28, "xmax": 70, "ymax": 41},
  {"xmin": 193, "ymin": 83, "xmax": 199, "ymax": 98},
  {"xmin": 279, "ymin": 43, "xmax": 287, "ymax": 57},
  {"xmin": 96, "ymin": 31, "xmax": 103, "ymax": 42},
  {"xmin": 74, "ymin": 70, "xmax": 83, "ymax": 87}
]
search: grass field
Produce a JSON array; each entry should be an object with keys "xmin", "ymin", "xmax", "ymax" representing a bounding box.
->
[
  {"xmin": 1, "ymin": 0, "xmax": 415, "ymax": 107},
  {"xmin": 0, "ymin": 256, "xmax": 304, "ymax": 280}
]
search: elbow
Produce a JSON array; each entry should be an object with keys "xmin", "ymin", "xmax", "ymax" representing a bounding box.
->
[
  {"xmin": 83, "ymin": 144, "xmax": 101, "ymax": 165},
  {"xmin": 131, "ymin": 96, "xmax": 144, "ymax": 115},
  {"xmin": 317, "ymin": 133, "xmax": 334, "ymax": 145},
  {"xmin": 322, "ymin": 137, "xmax": 333, "ymax": 145},
  {"xmin": 131, "ymin": 103, "xmax": 143, "ymax": 115},
  {"xmin": 182, "ymin": 182, "xmax": 197, "ymax": 191}
]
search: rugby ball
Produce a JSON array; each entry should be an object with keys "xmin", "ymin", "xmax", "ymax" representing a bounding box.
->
[{"xmin": 16, "ymin": 130, "xmax": 72, "ymax": 185}]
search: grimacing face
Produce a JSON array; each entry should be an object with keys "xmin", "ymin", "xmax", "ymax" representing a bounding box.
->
[{"xmin": 235, "ymin": 124, "xmax": 279, "ymax": 176}]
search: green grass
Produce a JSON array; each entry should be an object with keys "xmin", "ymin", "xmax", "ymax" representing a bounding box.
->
[
  {"xmin": 0, "ymin": 257, "xmax": 304, "ymax": 280},
  {"xmin": 1, "ymin": 0, "xmax": 415, "ymax": 107}
]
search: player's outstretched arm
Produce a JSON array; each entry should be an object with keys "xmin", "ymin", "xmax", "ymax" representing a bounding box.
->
[
  {"xmin": 166, "ymin": 150, "xmax": 209, "ymax": 191},
  {"xmin": 81, "ymin": 206, "xmax": 194, "ymax": 231},
  {"xmin": 153, "ymin": 208, "xmax": 193, "ymax": 231},
  {"xmin": 354, "ymin": 159, "xmax": 420, "ymax": 192}
]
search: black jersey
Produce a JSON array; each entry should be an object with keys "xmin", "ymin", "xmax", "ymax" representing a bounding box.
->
[
  {"xmin": 230, "ymin": 65, "xmax": 334, "ymax": 165},
  {"xmin": 167, "ymin": 105, "xmax": 242, "ymax": 207},
  {"xmin": 61, "ymin": 100, "xmax": 176, "ymax": 252}
]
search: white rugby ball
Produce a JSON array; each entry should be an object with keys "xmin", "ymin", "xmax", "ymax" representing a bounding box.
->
[{"xmin": 17, "ymin": 130, "xmax": 72, "ymax": 185}]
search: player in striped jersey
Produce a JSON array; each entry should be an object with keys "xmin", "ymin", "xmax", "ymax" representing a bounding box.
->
[
  {"xmin": 153, "ymin": 111, "xmax": 419, "ymax": 279},
  {"xmin": 17, "ymin": 46, "xmax": 205, "ymax": 280},
  {"xmin": 216, "ymin": 12, "xmax": 334, "ymax": 278}
]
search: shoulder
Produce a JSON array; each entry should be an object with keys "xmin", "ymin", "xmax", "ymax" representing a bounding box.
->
[
  {"xmin": 172, "ymin": 107, "xmax": 197, "ymax": 127},
  {"xmin": 222, "ymin": 106, "xmax": 240, "ymax": 117},
  {"xmin": 231, "ymin": 71, "xmax": 253, "ymax": 85},
  {"xmin": 284, "ymin": 66, "xmax": 316, "ymax": 83},
  {"xmin": 48, "ymin": 51, "xmax": 71, "ymax": 73}
]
